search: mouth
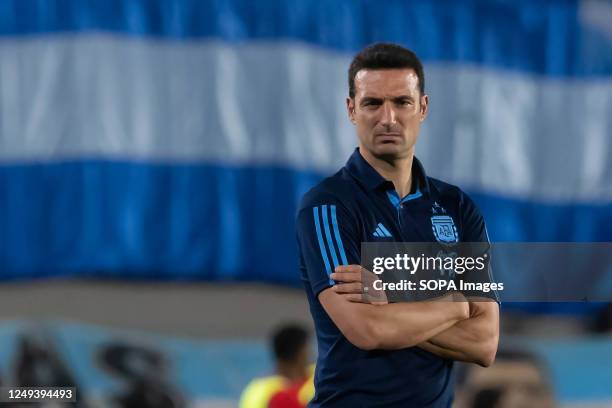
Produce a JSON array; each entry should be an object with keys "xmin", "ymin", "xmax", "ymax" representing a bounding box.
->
[{"xmin": 375, "ymin": 133, "xmax": 403, "ymax": 143}]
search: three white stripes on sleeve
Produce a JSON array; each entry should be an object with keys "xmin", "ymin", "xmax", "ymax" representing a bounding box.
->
[{"xmin": 313, "ymin": 205, "xmax": 348, "ymax": 284}]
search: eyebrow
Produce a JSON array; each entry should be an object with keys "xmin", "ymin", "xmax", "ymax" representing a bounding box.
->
[{"xmin": 360, "ymin": 95, "xmax": 414, "ymax": 105}]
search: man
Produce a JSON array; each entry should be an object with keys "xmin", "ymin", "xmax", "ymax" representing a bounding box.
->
[
  {"xmin": 296, "ymin": 43, "xmax": 499, "ymax": 407},
  {"xmin": 240, "ymin": 324, "xmax": 312, "ymax": 408}
]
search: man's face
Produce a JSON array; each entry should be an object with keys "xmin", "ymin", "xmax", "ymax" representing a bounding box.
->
[{"xmin": 347, "ymin": 68, "xmax": 428, "ymax": 160}]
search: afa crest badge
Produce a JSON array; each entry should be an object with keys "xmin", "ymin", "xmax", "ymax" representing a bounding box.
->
[{"xmin": 431, "ymin": 215, "xmax": 458, "ymax": 244}]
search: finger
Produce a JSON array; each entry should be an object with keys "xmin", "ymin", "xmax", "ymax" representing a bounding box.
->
[
  {"xmin": 333, "ymin": 282, "xmax": 363, "ymax": 294},
  {"xmin": 330, "ymin": 271, "xmax": 362, "ymax": 283},
  {"xmin": 342, "ymin": 293, "xmax": 365, "ymax": 303},
  {"xmin": 334, "ymin": 264, "xmax": 363, "ymax": 274},
  {"xmin": 363, "ymin": 269, "xmax": 380, "ymax": 278},
  {"xmin": 367, "ymin": 291, "xmax": 389, "ymax": 304}
]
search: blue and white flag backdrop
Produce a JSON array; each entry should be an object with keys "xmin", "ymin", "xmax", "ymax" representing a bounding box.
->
[{"xmin": 0, "ymin": 0, "xmax": 610, "ymax": 280}]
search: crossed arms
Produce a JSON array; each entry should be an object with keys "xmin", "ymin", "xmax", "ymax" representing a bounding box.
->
[{"xmin": 318, "ymin": 265, "xmax": 499, "ymax": 367}]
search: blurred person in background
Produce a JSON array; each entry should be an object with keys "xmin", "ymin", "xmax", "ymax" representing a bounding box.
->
[
  {"xmin": 240, "ymin": 324, "xmax": 313, "ymax": 408},
  {"xmin": 455, "ymin": 349, "xmax": 555, "ymax": 408},
  {"xmin": 267, "ymin": 369, "xmax": 315, "ymax": 408},
  {"xmin": 296, "ymin": 42, "xmax": 499, "ymax": 407},
  {"xmin": 99, "ymin": 343, "xmax": 185, "ymax": 408},
  {"xmin": 592, "ymin": 303, "xmax": 612, "ymax": 334}
]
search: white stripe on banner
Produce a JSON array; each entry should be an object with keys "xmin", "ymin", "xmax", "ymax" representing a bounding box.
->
[
  {"xmin": 0, "ymin": 35, "xmax": 355, "ymax": 172},
  {"xmin": 0, "ymin": 35, "xmax": 610, "ymax": 203},
  {"xmin": 420, "ymin": 66, "xmax": 612, "ymax": 203}
]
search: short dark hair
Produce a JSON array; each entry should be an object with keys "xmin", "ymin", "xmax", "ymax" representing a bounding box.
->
[
  {"xmin": 348, "ymin": 42, "xmax": 425, "ymax": 98},
  {"xmin": 271, "ymin": 324, "xmax": 309, "ymax": 363}
]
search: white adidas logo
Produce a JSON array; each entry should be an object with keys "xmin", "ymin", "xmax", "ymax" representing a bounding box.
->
[{"xmin": 372, "ymin": 223, "xmax": 392, "ymax": 238}]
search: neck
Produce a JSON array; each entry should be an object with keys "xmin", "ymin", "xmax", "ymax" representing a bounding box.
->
[
  {"xmin": 359, "ymin": 146, "xmax": 414, "ymax": 197},
  {"xmin": 277, "ymin": 362, "xmax": 306, "ymax": 382}
]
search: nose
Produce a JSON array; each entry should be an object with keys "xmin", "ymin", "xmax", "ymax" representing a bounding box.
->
[{"xmin": 379, "ymin": 101, "xmax": 397, "ymax": 127}]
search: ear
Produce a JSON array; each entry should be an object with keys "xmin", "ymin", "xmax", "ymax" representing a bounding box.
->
[
  {"xmin": 419, "ymin": 94, "xmax": 429, "ymax": 122},
  {"xmin": 346, "ymin": 97, "xmax": 356, "ymax": 124}
]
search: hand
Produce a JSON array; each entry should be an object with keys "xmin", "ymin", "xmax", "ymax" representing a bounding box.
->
[
  {"xmin": 444, "ymin": 292, "xmax": 470, "ymax": 320},
  {"xmin": 331, "ymin": 264, "xmax": 388, "ymax": 305}
]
